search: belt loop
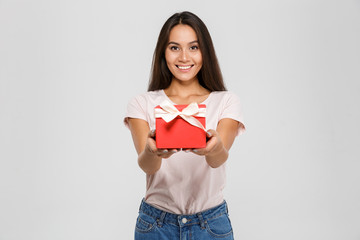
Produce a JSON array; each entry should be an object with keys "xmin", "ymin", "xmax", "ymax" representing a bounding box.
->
[
  {"xmin": 157, "ymin": 211, "xmax": 166, "ymax": 227},
  {"xmin": 139, "ymin": 199, "xmax": 144, "ymax": 212},
  {"xmin": 197, "ymin": 212, "xmax": 206, "ymax": 229}
]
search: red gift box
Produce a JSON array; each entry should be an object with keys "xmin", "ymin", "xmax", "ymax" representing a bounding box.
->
[{"xmin": 155, "ymin": 102, "xmax": 206, "ymax": 149}]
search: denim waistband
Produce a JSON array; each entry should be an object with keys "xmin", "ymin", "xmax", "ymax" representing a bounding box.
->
[{"xmin": 139, "ymin": 199, "xmax": 228, "ymax": 227}]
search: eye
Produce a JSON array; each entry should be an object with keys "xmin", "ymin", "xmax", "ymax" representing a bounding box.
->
[
  {"xmin": 170, "ymin": 46, "xmax": 180, "ymax": 51},
  {"xmin": 190, "ymin": 45, "xmax": 199, "ymax": 51}
]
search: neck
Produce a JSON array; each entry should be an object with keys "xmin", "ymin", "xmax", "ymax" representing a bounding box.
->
[
  {"xmin": 165, "ymin": 78, "xmax": 208, "ymax": 97},
  {"xmin": 163, "ymin": 78, "xmax": 211, "ymax": 105}
]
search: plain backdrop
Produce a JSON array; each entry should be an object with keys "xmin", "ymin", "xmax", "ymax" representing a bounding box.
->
[{"xmin": 1, "ymin": 0, "xmax": 359, "ymax": 239}]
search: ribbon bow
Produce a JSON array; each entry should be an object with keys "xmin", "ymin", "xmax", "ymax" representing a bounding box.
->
[{"xmin": 154, "ymin": 101, "xmax": 206, "ymax": 131}]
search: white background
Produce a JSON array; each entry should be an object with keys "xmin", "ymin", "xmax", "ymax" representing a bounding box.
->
[{"xmin": 1, "ymin": 0, "xmax": 359, "ymax": 239}]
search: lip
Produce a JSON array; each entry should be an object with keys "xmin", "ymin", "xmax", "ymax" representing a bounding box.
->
[{"xmin": 176, "ymin": 65, "xmax": 194, "ymax": 72}]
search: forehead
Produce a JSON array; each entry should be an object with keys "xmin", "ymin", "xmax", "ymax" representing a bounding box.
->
[{"xmin": 168, "ymin": 24, "xmax": 198, "ymax": 43}]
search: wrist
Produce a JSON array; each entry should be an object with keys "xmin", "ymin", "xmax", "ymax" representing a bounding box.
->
[
  {"xmin": 138, "ymin": 146, "xmax": 162, "ymax": 175},
  {"xmin": 205, "ymin": 145, "xmax": 228, "ymax": 168},
  {"xmin": 206, "ymin": 142, "xmax": 225, "ymax": 157},
  {"xmin": 143, "ymin": 146, "xmax": 161, "ymax": 160}
]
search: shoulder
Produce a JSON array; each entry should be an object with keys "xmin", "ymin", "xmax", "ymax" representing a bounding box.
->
[
  {"xmin": 127, "ymin": 90, "xmax": 164, "ymax": 106},
  {"xmin": 209, "ymin": 91, "xmax": 245, "ymax": 135},
  {"xmin": 208, "ymin": 91, "xmax": 241, "ymax": 104},
  {"xmin": 130, "ymin": 90, "xmax": 163, "ymax": 101},
  {"xmin": 125, "ymin": 90, "xmax": 164, "ymax": 127},
  {"xmin": 126, "ymin": 89, "xmax": 168, "ymax": 114}
]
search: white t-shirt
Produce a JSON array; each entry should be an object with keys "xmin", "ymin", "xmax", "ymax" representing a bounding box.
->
[{"xmin": 124, "ymin": 89, "xmax": 245, "ymax": 214}]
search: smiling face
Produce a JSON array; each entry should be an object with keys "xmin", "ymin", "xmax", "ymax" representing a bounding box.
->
[{"xmin": 165, "ymin": 24, "xmax": 203, "ymax": 84}]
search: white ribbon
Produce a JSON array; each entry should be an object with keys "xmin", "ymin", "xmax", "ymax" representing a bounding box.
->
[{"xmin": 154, "ymin": 101, "xmax": 206, "ymax": 131}]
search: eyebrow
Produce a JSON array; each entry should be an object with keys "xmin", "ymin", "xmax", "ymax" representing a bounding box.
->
[{"xmin": 168, "ymin": 40, "xmax": 199, "ymax": 45}]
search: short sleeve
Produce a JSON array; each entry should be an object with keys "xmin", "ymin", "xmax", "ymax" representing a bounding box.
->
[
  {"xmin": 220, "ymin": 92, "xmax": 246, "ymax": 135},
  {"xmin": 123, "ymin": 95, "xmax": 148, "ymax": 129}
]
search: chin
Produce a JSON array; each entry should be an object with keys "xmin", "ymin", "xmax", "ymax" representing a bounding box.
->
[{"xmin": 173, "ymin": 77, "xmax": 198, "ymax": 82}]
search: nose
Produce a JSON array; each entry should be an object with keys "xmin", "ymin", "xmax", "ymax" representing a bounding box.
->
[{"xmin": 179, "ymin": 49, "xmax": 189, "ymax": 62}]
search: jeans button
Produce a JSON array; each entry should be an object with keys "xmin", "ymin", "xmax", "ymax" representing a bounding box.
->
[{"xmin": 182, "ymin": 218, "xmax": 187, "ymax": 224}]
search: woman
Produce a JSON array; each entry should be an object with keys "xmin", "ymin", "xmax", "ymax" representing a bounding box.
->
[{"xmin": 124, "ymin": 11, "xmax": 245, "ymax": 240}]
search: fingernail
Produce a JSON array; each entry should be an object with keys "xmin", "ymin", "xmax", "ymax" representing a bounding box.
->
[
  {"xmin": 193, "ymin": 149, "xmax": 198, "ymax": 153},
  {"xmin": 171, "ymin": 150, "xmax": 177, "ymax": 153},
  {"xmin": 207, "ymin": 131, "xmax": 212, "ymax": 137},
  {"xmin": 162, "ymin": 150, "xmax": 168, "ymax": 153},
  {"xmin": 185, "ymin": 150, "xmax": 190, "ymax": 153}
]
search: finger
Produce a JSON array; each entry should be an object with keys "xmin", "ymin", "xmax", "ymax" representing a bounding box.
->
[
  {"xmin": 161, "ymin": 149, "xmax": 178, "ymax": 155},
  {"xmin": 147, "ymin": 138, "xmax": 158, "ymax": 153},
  {"xmin": 160, "ymin": 149, "xmax": 178, "ymax": 154},
  {"xmin": 156, "ymin": 149, "xmax": 168, "ymax": 155},
  {"xmin": 157, "ymin": 149, "xmax": 177, "ymax": 159},
  {"xmin": 162, "ymin": 152, "xmax": 175, "ymax": 159},
  {"xmin": 205, "ymin": 136, "xmax": 217, "ymax": 152},
  {"xmin": 148, "ymin": 129, "xmax": 156, "ymax": 138},
  {"xmin": 156, "ymin": 148, "xmax": 177, "ymax": 155},
  {"xmin": 193, "ymin": 134, "xmax": 218, "ymax": 155},
  {"xmin": 170, "ymin": 149, "xmax": 179, "ymax": 154},
  {"xmin": 183, "ymin": 148, "xmax": 191, "ymax": 153},
  {"xmin": 191, "ymin": 148, "xmax": 207, "ymax": 155},
  {"xmin": 206, "ymin": 129, "xmax": 216, "ymax": 139}
]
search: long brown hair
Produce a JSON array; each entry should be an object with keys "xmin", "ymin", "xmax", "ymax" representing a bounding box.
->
[{"xmin": 148, "ymin": 11, "xmax": 226, "ymax": 92}]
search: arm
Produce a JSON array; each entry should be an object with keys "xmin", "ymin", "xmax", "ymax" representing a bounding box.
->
[
  {"xmin": 191, "ymin": 118, "xmax": 240, "ymax": 168},
  {"xmin": 127, "ymin": 118, "xmax": 177, "ymax": 175}
]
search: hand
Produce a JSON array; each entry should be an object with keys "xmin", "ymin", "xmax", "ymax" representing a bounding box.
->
[
  {"xmin": 145, "ymin": 129, "xmax": 180, "ymax": 159},
  {"xmin": 185, "ymin": 129, "xmax": 223, "ymax": 156}
]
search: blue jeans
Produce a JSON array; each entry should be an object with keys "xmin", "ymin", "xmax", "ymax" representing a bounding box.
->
[{"xmin": 135, "ymin": 199, "xmax": 234, "ymax": 240}]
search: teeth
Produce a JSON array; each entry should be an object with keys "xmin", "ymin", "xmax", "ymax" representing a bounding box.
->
[{"xmin": 178, "ymin": 65, "xmax": 192, "ymax": 70}]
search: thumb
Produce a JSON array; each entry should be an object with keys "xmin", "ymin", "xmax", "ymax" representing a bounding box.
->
[
  {"xmin": 206, "ymin": 129, "xmax": 217, "ymax": 139},
  {"xmin": 148, "ymin": 129, "xmax": 156, "ymax": 139}
]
